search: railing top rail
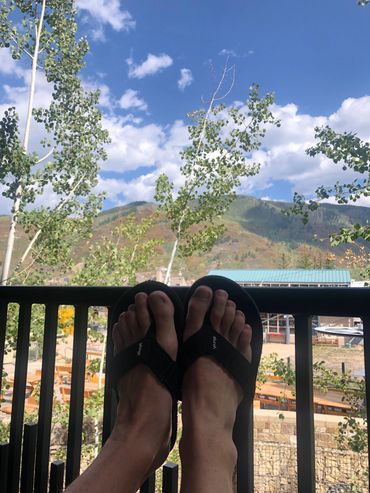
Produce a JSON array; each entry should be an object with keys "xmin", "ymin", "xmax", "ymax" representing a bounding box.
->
[{"xmin": 0, "ymin": 285, "xmax": 369, "ymax": 317}]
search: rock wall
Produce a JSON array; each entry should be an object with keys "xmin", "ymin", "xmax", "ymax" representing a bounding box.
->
[{"xmin": 253, "ymin": 409, "xmax": 367, "ymax": 493}]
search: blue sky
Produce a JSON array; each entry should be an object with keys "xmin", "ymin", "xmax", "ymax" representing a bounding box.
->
[{"xmin": 1, "ymin": 0, "xmax": 370, "ymax": 212}]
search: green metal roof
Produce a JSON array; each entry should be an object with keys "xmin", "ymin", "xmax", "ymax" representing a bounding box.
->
[{"xmin": 207, "ymin": 269, "xmax": 351, "ymax": 284}]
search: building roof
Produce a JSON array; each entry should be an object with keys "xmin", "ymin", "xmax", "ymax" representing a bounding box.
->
[{"xmin": 207, "ymin": 269, "xmax": 351, "ymax": 284}]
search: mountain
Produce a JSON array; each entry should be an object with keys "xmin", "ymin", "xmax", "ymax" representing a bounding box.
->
[
  {"xmin": 82, "ymin": 196, "xmax": 370, "ymax": 281},
  {"xmin": 1, "ymin": 196, "xmax": 369, "ymax": 282}
]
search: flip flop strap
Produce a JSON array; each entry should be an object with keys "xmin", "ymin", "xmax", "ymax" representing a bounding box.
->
[
  {"xmin": 181, "ymin": 322, "xmax": 253, "ymax": 396},
  {"xmin": 112, "ymin": 330, "xmax": 178, "ymax": 399}
]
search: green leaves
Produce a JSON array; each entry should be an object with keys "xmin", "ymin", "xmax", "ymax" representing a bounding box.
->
[
  {"xmin": 155, "ymin": 80, "xmax": 280, "ymax": 279},
  {"xmin": 1, "ymin": 1, "xmax": 110, "ymax": 283},
  {"xmin": 289, "ymin": 125, "xmax": 370, "ymax": 248},
  {"xmin": 73, "ymin": 214, "xmax": 161, "ymax": 287}
]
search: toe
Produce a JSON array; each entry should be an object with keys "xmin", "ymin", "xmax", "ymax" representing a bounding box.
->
[
  {"xmin": 148, "ymin": 291, "xmax": 174, "ymax": 321},
  {"xmin": 123, "ymin": 309, "xmax": 138, "ymax": 346},
  {"xmin": 113, "ymin": 318, "xmax": 125, "ymax": 356},
  {"xmin": 238, "ymin": 324, "xmax": 252, "ymax": 363},
  {"xmin": 209, "ymin": 290, "xmax": 228, "ymax": 333},
  {"xmin": 184, "ymin": 286, "xmax": 213, "ymax": 340},
  {"xmin": 134, "ymin": 292, "xmax": 151, "ymax": 336},
  {"xmin": 148, "ymin": 291, "xmax": 177, "ymax": 361},
  {"xmin": 220, "ymin": 300, "xmax": 236, "ymax": 337},
  {"xmin": 228, "ymin": 310, "xmax": 245, "ymax": 346}
]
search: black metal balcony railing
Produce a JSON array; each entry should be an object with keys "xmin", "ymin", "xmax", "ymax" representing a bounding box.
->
[{"xmin": 0, "ymin": 285, "xmax": 369, "ymax": 493}]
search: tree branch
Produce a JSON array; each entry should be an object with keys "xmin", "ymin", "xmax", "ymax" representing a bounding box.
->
[
  {"xmin": 36, "ymin": 146, "xmax": 54, "ymax": 164},
  {"xmin": 19, "ymin": 172, "xmax": 87, "ymax": 266}
]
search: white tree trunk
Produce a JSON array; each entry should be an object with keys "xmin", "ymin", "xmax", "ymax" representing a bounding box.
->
[
  {"xmin": 1, "ymin": 0, "xmax": 46, "ymax": 285},
  {"xmin": 161, "ymin": 62, "xmax": 232, "ymax": 286},
  {"xmin": 1, "ymin": 209, "xmax": 20, "ymax": 285},
  {"xmin": 164, "ymin": 235, "xmax": 179, "ymax": 285}
]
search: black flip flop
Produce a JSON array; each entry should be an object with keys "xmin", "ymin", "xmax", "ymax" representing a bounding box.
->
[
  {"xmin": 111, "ymin": 280, "xmax": 184, "ymax": 450},
  {"xmin": 181, "ymin": 275, "xmax": 263, "ymax": 492}
]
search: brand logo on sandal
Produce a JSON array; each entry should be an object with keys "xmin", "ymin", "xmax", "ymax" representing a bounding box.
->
[
  {"xmin": 212, "ymin": 336, "xmax": 217, "ymax": 350},
  {"xmin": 137, "ymin": 342, "xmax": 143, "ymax": 356}
]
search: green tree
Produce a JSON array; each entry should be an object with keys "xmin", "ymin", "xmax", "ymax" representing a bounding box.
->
[
  {"xmin": 73, "ymin": 213, "xmax": 161, "ymax": 287},
  {"xmin": 155, "ymin": 64, "xmax": 280, "ymax": 283},
  {"xmin": 0, "ymin": 0, "xmax": 110, "ymax": 285},
  {"xmin": 289, "ymin": 126, "xmax": 370, "ymax": 276}
]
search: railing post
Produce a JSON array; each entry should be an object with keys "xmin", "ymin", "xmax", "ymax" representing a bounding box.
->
[
  {"xmin": 49, "ymin": 460, "xmax": 65, "ymax": 493},
  {"xmin": 140, "ymin": 472, "xmax": 156, "ymax": 492},
  {"xmin": 235, "ymin": 401, "xmax": 254, "ymax": 493},
  {"xmin": 0, "ymin": 443, "xmax": 9, "ymax": 492},
  {"xmin": 362, "ymin": 315, "xmax": 370, "ymax": 493},
  {"xmin": 102, "ymin": 307, "xmax": 116, "ymax": 445},
  {"xmin": 0, "ymin": 303, "xmax": 8, "ymax": 393},
  {"xmin": 20, "ymin": 423, "xmax": 37, "ymax": 493},
  {"xmin": 8, "ymin": 302, "xmax": 32, "ymax": 493},
  {"xmin": 162, "ymin": 462, "xmax": 178, "ymax": 493},
  {"xmin": 65, "ymin": 305, "xmax": 89, "ymax": 485},
  {"xmin": 295, "ymin": 314, "xmax": 315, "ymax": 493},
  {"xmin": 35, "ymin": 303, "xmax": 59, "ymax": 493}
]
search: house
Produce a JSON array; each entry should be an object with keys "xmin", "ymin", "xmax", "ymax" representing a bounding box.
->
[{"xmin": 208, "ymin": 269, "xmax": 352, "ymax": 344}]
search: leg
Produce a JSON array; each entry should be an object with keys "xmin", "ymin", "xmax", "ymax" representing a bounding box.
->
[
  {"xmin": 179, "ymin": 287, "xmax": 252, "ymax": 493},
  {"xmin": 66, "ymin": 291, "xmax": 178, "ymax": 493}
]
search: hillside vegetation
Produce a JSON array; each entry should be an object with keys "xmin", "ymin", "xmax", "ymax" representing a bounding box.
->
[{"xmin": 1, "ymin": 195, "xmax": 369, "ymax": 282}]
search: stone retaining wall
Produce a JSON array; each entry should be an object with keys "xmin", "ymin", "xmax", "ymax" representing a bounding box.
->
[{"xmin": 253, "ymin": 409, "xmax": 367, "ymax": 492}]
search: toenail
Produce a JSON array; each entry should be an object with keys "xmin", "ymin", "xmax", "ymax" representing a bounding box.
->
[
  {"xmin": 216, "ymin": 289, "xmax": 228, "ymax": 298},
  {"xmin": 195, "ymin": 287, "xmax": 212, "ymax": 299}
]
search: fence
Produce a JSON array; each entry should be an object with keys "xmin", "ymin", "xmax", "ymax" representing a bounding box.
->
[{"xmin": 0, "ymin": 285, "xmax": 369, "ymax": 492}]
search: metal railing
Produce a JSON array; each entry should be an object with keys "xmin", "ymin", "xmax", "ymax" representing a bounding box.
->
[{"xmin": 0, "ymin": 285, "xmax": 369, "ymax": 493}]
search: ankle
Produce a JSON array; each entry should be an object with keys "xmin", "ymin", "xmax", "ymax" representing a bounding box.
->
[
  {"xmin": 111, "ymin": 414, "xmax": 171, "ymax": 451},
  {"xmin": 181, "ymin": 395, "xmax": 238, "ymax": 434},
  {"xmin": 180, "ymin": 427, "xmax": 237, "ymax": 471}
]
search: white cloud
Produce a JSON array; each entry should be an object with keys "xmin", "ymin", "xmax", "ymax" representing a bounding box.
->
[
  {"xmin": 328, "ymin": 95, "xmax": 370, "ymax": 139},
  {"xmin": 178, "ymin": 68, "xmax": 193, "ymax": 91},
  {"xmin": 97, "ymin": 173, "xmax": 157, "ymax": 204},
  {"xmin": 119, "ymin": 89, "xmax": 148, "ymax": 111},
  {"xmin": 127, "ymin": 53, "xmax": 173, "ymax": 79},
  {"xmin": 320, "ymin": 195, "xmax": 370, "ymax": 207},
  {"xmin": 0, "ymin": 49, "xmax": 25, "ymax": 78},
  {"xmin": 94, "ymin": 118, "xmax": 189, "ymax": 205},
  {"xmin": 75, "ymin": 0, "xmax": 135, "ymax": 32},
  {"xmin": 219, "ymin": 48, "xmax": 237, "ymax": 57},
  {"xmin": 238, "ymin": 96, "xmax": 370, "ymax": 203},
  {"xmin": 0, "ymin": 185, "xmax": 12, "ymax": 215},
  {"xmin": 2, "ymin": 54, "xmax": 369, "ymax": 214},
  {"xmin": 101, "ymin": 117, "xmax": 166, "ymax": 172},
  {"xmin": 82, "ymin": 79, "xmax": 116, "ymax": 113},
  {"xmin": 90, "ymin": 24, "xmax": 106, "ymax": 42},
  {"xmin": 260, "ymin": 196, "xmax": 285, "ymax": 202},
  {"xmin": 218, "ymin": 48, "xmax": 254, "ymax": 58},
  {"xmin": 0, "ymin": 70, "xmax": 53, "ymax": 157}
]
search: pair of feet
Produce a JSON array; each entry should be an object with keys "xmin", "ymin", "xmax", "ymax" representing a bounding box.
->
[{"xmin": 67, "ymin": 285, "xmax": 253, "ymax": 493}]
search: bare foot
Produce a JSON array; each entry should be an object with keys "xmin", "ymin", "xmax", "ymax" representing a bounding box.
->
[
  {"xmin": 180, "ymin": 286, "xmax": 252, "ymax": 493},
  {"xmin": 111, "ymin": 290, "xmax": 178, "ymax": 473},
  {"xmin": 66, "ymin": 290, "xmax": 178, "ymax": 493}
]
